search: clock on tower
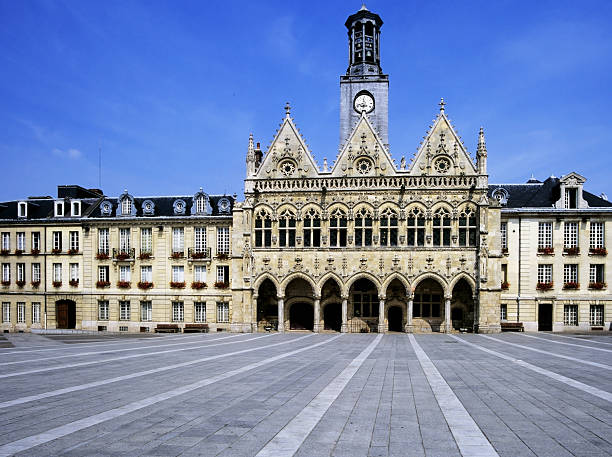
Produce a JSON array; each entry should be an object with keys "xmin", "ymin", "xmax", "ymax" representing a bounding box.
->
[{"xmin": 340, "ymin": 5, "xmax": 389, "ymax": 148}]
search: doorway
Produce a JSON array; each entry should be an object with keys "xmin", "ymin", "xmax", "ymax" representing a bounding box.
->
[
  {"xmin": 56, "ymin": 300, "xmax": 76, "ymax": 329},
  {"xmin": 324, "ymin": 303, "xmax": 342, "ymax": 331},
  {"xmin": 538, "ymin": 303, "xmax": 553, "ymax": 331},
  {"xmin": 289, "ymin": 303, "xmax": 314, "ymax": 330},
  {"xmin": 388, "ymin": 306, "xmax": 403, "ymax": 332}
]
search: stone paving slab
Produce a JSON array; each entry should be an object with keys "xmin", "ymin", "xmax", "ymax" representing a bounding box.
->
[{"xmin": 0, "ymin": 332, "xmax": 611, "ymax": 456}]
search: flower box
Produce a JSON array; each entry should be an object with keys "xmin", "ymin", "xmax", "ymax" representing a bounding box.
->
[
  {"xmin": 51, "ymin": 248, "xmax": 62, "ymax": 254},
  {"xmin": 216, "ymin": 253, "xmax": 229, "ymax": 260},
  {"xmin": 117, "ymin": 281, "xmax": 131, "ymax": 289},
  {"xmin": 16, "ymin": 280, "xmax": 25, "ymax": 288},
  {"xmin": 139, "ymin": 253, "xmax": 152, "ymax": 260},
  {"xmin": 52, "ymin": 281, "xmax": 62, "ymax": 288},
  {"xmin": 14, "ymin": 249, "xmax": 24, "ymax": 255},
  {"xmin": 96, "ymin": 252, "xmax": 110, "ymax": 260},
  {"xmin": 563, "ymin": 282, "xmax": 579, "ymax": 290},
  {"xmin": 589, "ymin": 282, "xmax": 607, "ymax": 290},
  {"xmin": 69, "ymin": 279, "xmax": 79, "ymax": 287},
  {"xmin": 96, "ymin": 280, "xmax": 110, "ymax": 288},
  {"xmin": 170, "ymin": 252, "xmax": 184, "ymax": 260},
  {"xmin": 1, "ymin": 280, "xmax": 9, "ymax": 286},
  {"xmin": 191, "ymin": 281, "xmax": 207, "ymax": 290},
  {"xmin": 501, "ymin": 281, "xmax": 509, "ymax": 290},
  {"xmin": 536, "ymin": 282, "xmax": 553, "ymax": 291},
  {"xmin": 170, "ymin": 281, "xmax": 186, "ymax": 289},
  {"xmin": 31, "ymin": 281, "xmax": 40, "ymax": 288},
  {"xmin": 191, "ymin": 251, "xmax": 207, "ymax": 259},
  {"xmin": 31, "ymin": 249, "xmax": 40, "ymax": 256},
  {"xmin": 537, "ymin": 247, "xmax": 554, "ymax": 255},
  {"xmin": 589, "ymin": 247, "xmax": 607, "ymax": 256},
  {"xmin": 138, "ymin": 281, "xmax": 154, "ymax": 290},
  {"xmin": 214, "ymin": 281, "xmax": 229, "ymax": 289},
  {"xmin": 67, "ymin": 249, "xmax": 79, "ymax": 255},
  {"xmin": 563, "ymin": 247, "xmax": 580, "ymax": 256},
  {"xmin": 0, "ymin": 249, "xmax": 9, "ymax": 256},
  {"xmin": 116, "ymin": 252, "xmax": 131, "ymax": 261}
]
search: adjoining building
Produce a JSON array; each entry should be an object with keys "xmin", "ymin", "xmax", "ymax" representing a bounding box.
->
[{"xmin": 1, "ymin": 6, "xmax": 610, "ymax": 333}]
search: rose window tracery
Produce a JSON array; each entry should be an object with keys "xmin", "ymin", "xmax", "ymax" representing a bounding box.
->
[
  {"xmin": 279, "ymin": 160, "xmax": 296, "ymax": 177},
  {"xmin": 355, "ymin": 158, "xmax": 373, "ymax": 175},
  {"xmin": 434, "ymin": 157, "xmax": 451, "ymax": 174}
]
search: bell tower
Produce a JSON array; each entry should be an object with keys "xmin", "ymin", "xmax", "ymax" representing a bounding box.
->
[{"xmin": 340, "ymin": 5, "xmax": 389, "ymax": 148}]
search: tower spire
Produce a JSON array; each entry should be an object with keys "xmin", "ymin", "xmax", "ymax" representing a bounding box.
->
[
  {"xmin": 477, "ymin": 127, "xmax": 487, "ymax": 174},
  {"xmin": 246, "ymin": 133, "xmax": 256, "ymax": 177}
]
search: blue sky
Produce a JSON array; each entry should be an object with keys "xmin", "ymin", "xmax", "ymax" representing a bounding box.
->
[{"xmin": 1, "ymin": 0, "xmax": 612, "ymax": 200}]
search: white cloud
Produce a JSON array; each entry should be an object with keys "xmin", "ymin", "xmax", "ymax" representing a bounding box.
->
[{"xmin": 52, "ymin": 148, "xmax": 82, "ymax": 159}]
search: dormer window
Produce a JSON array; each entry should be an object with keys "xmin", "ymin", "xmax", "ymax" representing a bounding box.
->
[
  {"xmin": 121, "ymin": 198, "xmax": 132, "ymax": 216},
  {"xmin": 196, "ymin": 196, "xmax": 206, "ymax": 213},
  {"xmin": 17, "ymin": 202, "xmax": 27, "ymax": 218},
  {"xmin": 565, "ymin": 188, "xmax": 578, "ymax": 209},
  {"xmin": 71, "ymin": 200, "xmax": 81, "ymax": 217},
  {"xmin": 54, "ymin": 201, "xmax": 64, "ymax": 217}
]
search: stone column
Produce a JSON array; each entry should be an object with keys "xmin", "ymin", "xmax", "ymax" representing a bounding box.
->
[
  {"xmin": 277, "ymin": 296, "xmax": 285, "ymax": 333},
  {"xmin": 444, "ymin": 296, "xmax": 451, "ymax": 333},
  {"xmin": 251, "ymin": 292, "xmax": 258, "ymax": 333},
  {"xmin": 378, "ymin": 297, "xmax": 386, "ymax": 334},
  {"xmin": 341, "ymin": 297, "xmax": 348, "ymax": 333},
  {"xmin": 313, "ymin": 296, "xmax": 321, "ymax": 333},
  {"xmin": 405, "ymin": 295, "xmax": 414, "ymax": 333}
]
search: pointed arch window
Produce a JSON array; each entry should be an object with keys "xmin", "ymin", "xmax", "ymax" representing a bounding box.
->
[
  {"xmin": 329, "ymin": 208, "xmax": 348, "ymax": 247},
  {"xmin": 278, "ymin": 210, "xmax": 296, "ymax": 247},
  {"xmin": 380, "ymin": 208, "xmax": 398, "ymax": 247},
  {"xmin": 354, "ymin": 208, "xmax": 373, "ymax": 247},
  {"xmin": 433, "ymin": 208, "xmax": 451, "ymax": 247},
  {"xmin": 303, "ymin": 208, "xmax": 321, "ymax": 247},
  {"xmin": 254, "ymin": 210, "xmax": 272, "ymax": 248},
  {"xmin": 407, "ymin": 208, "xmax": 425, "ymax": 247},
  {"xmin": 458, "ymin": 207, "xmax": 477, "ymax": 247}
]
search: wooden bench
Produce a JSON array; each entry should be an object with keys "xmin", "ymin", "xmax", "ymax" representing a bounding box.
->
[
  {"xmin": 183, "ymin": 323, "xmax": 209, "ymax": 333},
  {"xmin": 501, "ymin": 322, "xmax": 524, "ymax": 332},
  {"xmin": 155, "ymin": 324, "xmax": 180, "ymax": 333}
]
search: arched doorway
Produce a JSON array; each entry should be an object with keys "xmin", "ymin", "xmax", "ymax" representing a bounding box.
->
[
  {"xmin": 257, "ymin": 279, "xmax": 278, "ymax": 331},
  {"xmin": 388, "ymin": 306, "xmax": 403, "ymax": 332},
  {"xmin": 413, "ymin": 278, "xmax": 444, "ymax": 332},
  {"xmin": 349, "ymin": 278, "xmax": 379, "ymax": 333},
  {"xmin": 451, "ymin": 278, "xmax": 475, "ymax": 331},
  {"xmin": 321, "ymin": 278, "xmax": 342, "ymax": 331},
  {"xmin": 289, "ymin": 303, "xmax": 314, "ymax": 330},
  {"xmin": 56, "ymin": 300, "xmax": 76, "ymax": 329},
  {"xmin": 323, "ymin": 303, "xmax": 342, "ymax": 331},
  {"xmin": 285, "ymin": 277, "xmax": 315, "ymax": 331}
]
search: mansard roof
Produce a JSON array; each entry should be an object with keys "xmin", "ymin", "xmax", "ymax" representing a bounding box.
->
[
  {"xmin": 0, "ymin": 197, "xmax": 101, "ymax": 221},
  {"xmin": 489, "ymin": 177, "xmax": 612, "ymax": 209}
]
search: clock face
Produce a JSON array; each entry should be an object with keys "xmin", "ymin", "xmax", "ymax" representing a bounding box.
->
[{"xmin": 354, "ymin": 93, "xmax": 374, "ymax": 113}]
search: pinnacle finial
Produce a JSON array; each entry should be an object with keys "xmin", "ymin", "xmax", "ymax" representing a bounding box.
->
[
  {"xmin": 360, "ymin": 3, "xmax": 368, "ymax": 11},
  {"xmin": 284, "ymin": 102, "xmax": 291, "ymax": 117},
  {"xmin": 438, "ymin": 98, "xmax": 446, "ymax": 113}
]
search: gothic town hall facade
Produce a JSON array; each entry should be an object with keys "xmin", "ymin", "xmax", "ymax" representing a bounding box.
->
[{"xmin": 1, "ymin": 7, "xmax": 611, "ymax": 334}]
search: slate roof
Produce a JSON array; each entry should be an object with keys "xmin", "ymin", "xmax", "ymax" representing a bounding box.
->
[
  {"xmin": 0, "ymin": 198, "xmax": 102, "ymax": 222},
  {"xmin": 88, "ymin": 195, "xmax": 234, "ymax": 218},
  {"xmin": 489, "ymin": 177, "xmax": 612, "ymax": 208}
]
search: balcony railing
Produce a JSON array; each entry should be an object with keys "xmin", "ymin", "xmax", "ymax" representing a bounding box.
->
[
  {"xmin": 113, "ymin": 248, "xmax": 135, "ymax": 261},
  {"xmin": 188, "ymin": 247, "xmax": 211, "ymax": 260}
]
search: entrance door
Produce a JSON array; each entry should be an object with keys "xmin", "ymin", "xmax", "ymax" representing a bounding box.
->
[
  {"xmin": 289, "ymin": 303, "xmax": 314, "ymax": 330},
  {"xmin": 538, "ymin": 303, "xmax": 553, "ymax": 331},
  {"xmin": 324, "ymin": 303, "xmax": 342, "ymax": 331},
  {"xmin": 56, "ymin": 300, "xmax": 76, "ymax": 329},
  {"xmin": 388, "ymin": 306, "xmax": 403, "ymax": 332}
]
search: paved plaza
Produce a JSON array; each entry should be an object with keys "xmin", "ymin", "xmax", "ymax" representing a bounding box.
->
[{"xmin": 0, "ymin": 331, "xmax": 611, "ymax": 457}]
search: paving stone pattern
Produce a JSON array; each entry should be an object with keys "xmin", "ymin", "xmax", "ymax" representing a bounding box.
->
[{"xmin": 0, "ymin": 332, "xmax": 611, "ymax": 456}]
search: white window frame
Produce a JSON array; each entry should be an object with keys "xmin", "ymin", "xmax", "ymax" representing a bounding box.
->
[
  {"xmin": 216, "ymin": 302, "xmax": 229, "ymax": 323},
  {"xmin": 563, "ymin": 304, "xmax": 578, "ymax": 326},
  {"xmin": 119, "ymin": 301, "xmax": 130, "ymax": 321},
  {"xmin": 121, "ymin": 198, "xmax": 132, "ymax": 216},
  {"xmin": 98, "ymin": 301, "xmax": 109, "ymax": 320},
  {"xmin": 563, "ymin": 222, "xmax": 578, "ymax": 249},
  {"xmin": 589, "ymin": 264, "xmax": 605, "ymax": 284},
  {"xmin": 537, "ymin": 264, "xmax": 552, "ymax": 284},
  {"xmin": 70, "ymin": 263, "xmax": 79, "ymax": 282},
  {"xmin": 98, "ymin": 228, "xmax": 109, "ymax": 254},
  {"xmin": 500, "ymin": 303, "xmax": 507, "ymax": 321},
  {"xmin": 195, "ymin": 302, "xmax": 206, "ymax": 323},
  {"xmin": 500, "ymin": 222, "xmax": 507, "ymax": 250},
  {"xmin": 590, "ymin": 222, "xmax": 604, "ymax": 249},
  {"xmin": 140, "ymin": 265, "xmax": 152, "ymax": 283},
  {"xmin": 98, "ymin": 265, "xmax": 109, "ymax": 282},
  {"xmin": 590, "ymin": 304, "xmax": 604, "ymax": 326},
  {"xmin": 119, "ymin": 265, "xmax": 131, "ymax": 282},
  {"xmin": 69, "ymin": 231, "xmax": 79, "ymax": 252},
  {"xmin": 53, "ymin": 231, "xmax": 62, "ymax": 251},
  {"xmin": 16, "ymin": 232, "xmax": 25, "ymax": 251},
  {"xmin": 172, "ymin": 228, "xmax": 184, "ymax": 254},
  {"xmin": 32, "ymin": 232, "xmax": 40, "ymax": 251},
  {"xmin": 196, "ymin": 196, "xmax": 206, "ymax": 213},
  {"xmin": 54, "ymin": 201, "xmax": 64, "ymax": 217},
  {"xmin": 32, "ymin": 302, "xmax": 40, "ymax": 323},
  {"xmin": 172, "ymin": 302, "xmax": 184, "ymax": 322},
  {"xmin": 16, "ymin": 263, "xmax": 25, "ymax": 282},
  {"xmin": 140, "ymin": 301, "xmax": 152, "ymax": 321},
  {"xmin": 71, "ymin": 200, "xmax": 81, "ymax": 217},
  {"xmin": 194, "ymin": 227, "xmax": 207, "ymax": 252},
  {"xmin": 2, "ymin": 302, "xmax": 10, "ymax": 323},
  {"xmin": 140, "ymin": 228, "xmax": 152, "ymax": 254},
  {"xmin": 538, "ymin": 222, "xmax": 553, "ymax": 249},
  {"xmin": 119, "ymin": 228, "xmax": 131, "ymax": 253},
  {"xmin": 563, "ymin": 264, "xmax": 578, "ymax": 284},
  {"xmin": 53, "ymin": 263, "xmax": 62, "ymax": 282},
  {"xmin": 2, "ymin": 263, "xmax": 10, "ymax": 282},
  {"xmin": 32, "ymin": 263, "xmax": 41, "ymax": 283},
  {"xmin": 17, "ymin": 202, "xmax": 27, "ymax": 218},
  {"xmin": 217, "ymin": 227, "xmax": 230, "ymax": 255},
  {"xmin": 172, "ymin": 265, "xmax": 184, "ymax": 283},
  {"xmin": 1, "ymin": 233, "xmax": 9, "ymax": 251},
  {"xmin": 194, "ymin": 265, "xmax": 207, "ymax": 283},
  {"xmin": 17, "ymin": 302, "xmax": 25, "ymax": 323}
]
